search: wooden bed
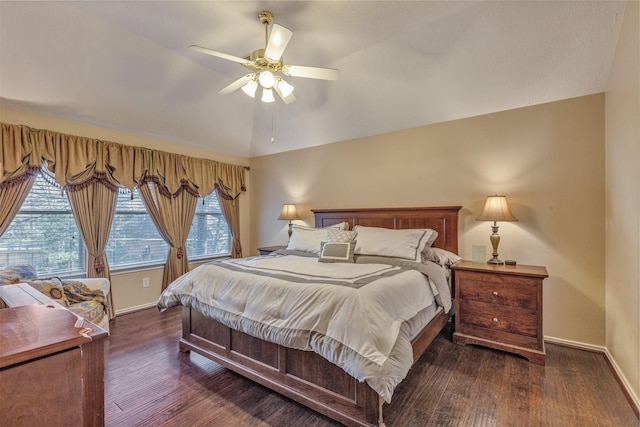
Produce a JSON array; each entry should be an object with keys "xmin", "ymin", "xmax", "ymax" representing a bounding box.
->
[{"xmin": 178, "ymin": 206, "xmax": 461, "ymax": 427}]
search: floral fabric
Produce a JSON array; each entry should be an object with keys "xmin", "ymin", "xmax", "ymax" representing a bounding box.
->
[
  {"xmin": 25, "ymin": 277, "xmax": 70, "ymax": 306},
  {"xmin": 63, "ymin": 280, "xmax": 110, "ymax": 320},
  {"xmin": 0, "ymin": 265, "xmax": 109, "ymax": 325},
  {"xmin": 0, "ymin": 264, "xmax": 37, "ymax": 285}
]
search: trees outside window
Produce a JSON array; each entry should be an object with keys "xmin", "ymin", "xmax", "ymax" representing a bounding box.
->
[
  {"xmin": 0, "ymin": 173, "xmax": 85, "ymax": 274},
  {"xmin": 0, "ymin": 173, "xmax": 231, "ymax": 273}
]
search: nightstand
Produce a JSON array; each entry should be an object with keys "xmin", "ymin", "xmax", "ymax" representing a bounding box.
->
[
  {"xmin": 257, "ymin": 245, "xmax": 286, "ymax": 255},
  {"xmin": 451, "ymin": 261, "xmax": 549, "ymax": 365}
]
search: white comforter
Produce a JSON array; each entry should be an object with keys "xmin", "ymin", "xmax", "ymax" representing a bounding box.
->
[{"xmin": 157, "ymin": 254, "xmax": 446, "ymax": 402}]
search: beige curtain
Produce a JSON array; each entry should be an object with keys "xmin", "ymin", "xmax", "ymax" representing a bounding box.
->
[
  {"xmin": 0, "ymin": 172, "xmax": 38, "ymax": 238},
  {"xmin": 214, "ymin": 162, "xmax": 246, "ymax": 258},
  {"xmin": 216, "ymin": 188, "xmax": 243, "ymax": 258},
  {"xmin": 1, "ymin": 124, "xmax": 42, "ymax": 239},
  {"xmin": 66, "ymin": 181, "xmax": 117, "ymax": 319},
  {"xmin": 139, "ymin": 181, "xmax": 198, "ymax": 289}
]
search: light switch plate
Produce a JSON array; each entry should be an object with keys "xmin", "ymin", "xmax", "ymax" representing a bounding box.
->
[{"xmin": 472, "ymin": 245, "xmax": 486, "ymax": 263}]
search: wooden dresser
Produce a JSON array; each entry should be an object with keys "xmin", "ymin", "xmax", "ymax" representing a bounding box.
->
[
  {"xmin": 0, "ymin": 283, "xmax": 108, "ymax": 426},
  {"xmin": 451, "ymin": 261, "xmax": 549, "ymax": 365}
]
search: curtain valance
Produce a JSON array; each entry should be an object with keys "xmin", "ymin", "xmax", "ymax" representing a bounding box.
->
[{"xmin": 1, "ymin": 123, "xmax": 247, "ymax": 198}]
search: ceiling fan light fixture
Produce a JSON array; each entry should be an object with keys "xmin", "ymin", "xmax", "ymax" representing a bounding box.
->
[
  {"xmin": 241, "ymin": 78, "xmax": 258, "ymax": 98},
  {"xmin": 277, "ymin": 79, "xmax": 294, "ymax": 98},
  {"xmin": 258, "ymin": 70, "xmax": 276, "ymax": 88},
  {"xmin": 191, "ymin": 10, "xmax": 339, "ymax": 105},
  {"xmin": 261, "ymin": 87, "xmax": 275, "ymax": 103}
]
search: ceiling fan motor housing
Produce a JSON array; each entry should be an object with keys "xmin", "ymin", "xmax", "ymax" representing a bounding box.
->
[{"xmin": 244, "ymin": 49, "xmax": 283, "ymax": 73}]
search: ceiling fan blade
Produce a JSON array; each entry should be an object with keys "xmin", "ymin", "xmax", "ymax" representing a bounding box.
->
[
  {"xmin": 189, "ymin": 45, "xmax": 253, "ymax": 66},
  {"xmin": 273, "ymin": 83, "xmax": 297, "ymax": 104},
  {"xmin": 264, "ymin": 24, "xmax": 293, "ymax": 62},
  {"xmin": 219, "ymin": 74, "xmax": 254, "ymax": 94},
  {"xmin": 283, "ymin": 65, "xmax": 340, "ymax": 81}
]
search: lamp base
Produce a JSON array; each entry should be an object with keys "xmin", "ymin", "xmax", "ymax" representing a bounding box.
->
[{"xmin": 487, "ymin": 256, "xmax": 504, "ymax": 265}]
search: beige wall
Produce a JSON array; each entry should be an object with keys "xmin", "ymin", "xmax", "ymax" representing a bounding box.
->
[
  {"xmin": 250, "ymin": 94, "xmax": 606, "ymax": 346},
  {"xmin": 0, "ymin": 106, "xmax": 251, "ymax": 314},
  {"xmin": 605, "ymin": 0, "xmax": 639, "ymax": 406}
]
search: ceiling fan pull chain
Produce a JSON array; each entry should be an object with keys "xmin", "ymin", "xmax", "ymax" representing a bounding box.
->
[{"xmin": 271, "ymin": 103, "xmax": 275, "ymax": 144}]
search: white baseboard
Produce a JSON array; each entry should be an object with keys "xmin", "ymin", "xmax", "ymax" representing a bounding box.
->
[
  {"xmin": 544, "ymin": 335, "xmax": 606, "ymax": 352},
  {"xmin": 603, "ymin": 347, "xmax": 640, "ymax": 414},
  {"xmin": 114, "ymin": 301, "xmax": 158, "ymax": 316},
  {"xmin": 545, "ymin": 335, "xmax": 640, "ymax": 415}
]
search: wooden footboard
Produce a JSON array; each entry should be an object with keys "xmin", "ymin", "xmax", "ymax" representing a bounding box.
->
[{"xmin": 180, "ymin": 305, "xmax": 450, "ymax": 427}]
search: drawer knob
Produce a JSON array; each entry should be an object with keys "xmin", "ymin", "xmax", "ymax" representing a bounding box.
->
[
  {"xmin": 492, "ymin": 291, "xmax": 498, "ymax": 296},
  {"xmin": 492, "ymin": 317, "xmax": 498, "ymax": 323}
]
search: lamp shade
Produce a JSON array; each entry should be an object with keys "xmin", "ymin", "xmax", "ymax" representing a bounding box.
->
[
  {"xmin": 241, "ymin": 79, "xmax": 258, "ymax": 98},
  {"xmin": 278, "ymin": 79, "xmax": 294, "ymax": 98},
  {"xmin": 277, "ymin": 204, "xmax": 300, "ymax": 221},
  {"xmin": 261, "ymin": 87, "xmax": 275, "ymax": 103},
  {"xmin": 476, "ymin": 195, "xmax": 518, "ymax": 222}
]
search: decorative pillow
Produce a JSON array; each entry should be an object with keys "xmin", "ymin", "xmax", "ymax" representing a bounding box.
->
[
  {"xmin": 327, "ymin": 228, "xmax": 357, "ymax": 243},
  {"xmin": 353, "ymin": 226, "xmax": 435, "ymax": 261},
  {"xmin": 25, "ymin": 277, "xmax": 70, "ymax": 306},
  {"xmin": 0, "ymin": 264, "xmax": 38, "ymax": 286},
  {"xmin": 318, "ymin": 240, "xmax": 357, "ymax": 263},
  {"xmin": 423, "ymin": 247, "xmax": 462, "ymax": 267},
  {"xmin": 329, "ymin": 221, "xmax": 350, "ymax": 231}
]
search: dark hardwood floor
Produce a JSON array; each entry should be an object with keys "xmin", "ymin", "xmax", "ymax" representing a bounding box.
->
[{"xmin": 104, "ymin": 307, "xmax": 638, "ymax": 427}]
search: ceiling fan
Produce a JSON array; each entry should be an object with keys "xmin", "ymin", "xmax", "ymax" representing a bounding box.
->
[{"xmin": 190, "ymin": 10, "xmax": 339, "ymax": 104}]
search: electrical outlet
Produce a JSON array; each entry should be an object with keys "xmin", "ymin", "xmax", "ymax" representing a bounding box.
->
[{"xmin": 142, "ymin": 277, "xmax": 150, "ymax": 288}]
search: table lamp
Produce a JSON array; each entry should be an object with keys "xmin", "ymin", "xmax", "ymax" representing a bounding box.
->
[
  {"xmin": 476, "ymin": 195, "xmax": 518, "ymax": 264},
  {"xmin": 278, "ymin": 204, "xmax": 300, "ymax": 238}
]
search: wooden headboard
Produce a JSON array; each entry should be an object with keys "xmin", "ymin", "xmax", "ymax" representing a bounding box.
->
[{"xmin": 313, "ymin": 206, "xmax": 462, "ymax": 254}]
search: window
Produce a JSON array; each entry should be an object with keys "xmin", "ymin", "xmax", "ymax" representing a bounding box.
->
[
  {"xmin": 105, "ymin": 189, "xmax": 169, "ymax": 269},
  {"xmin": 106, "ymin": 190, "xmax": 231, "ymax": 270},
  {"xmin": 0, "ymin": 173, "xmax": 86, "ymax": 275},
  {"xmin": 188, "ymin": 192, "xmax": 231, "ymax": 259},
  {"xmin": 0, "ymin": 173, "xmax": 231, "ymax": 273}
]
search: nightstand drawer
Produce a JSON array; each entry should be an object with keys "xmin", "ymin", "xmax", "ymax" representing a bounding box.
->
[
  {"xmin": 458, "ymin": 300, "xmax": 538, "ymax": 337},
  {"xmin": 457, "ymin": 271, "xmax": 538, "ymax": 309}
]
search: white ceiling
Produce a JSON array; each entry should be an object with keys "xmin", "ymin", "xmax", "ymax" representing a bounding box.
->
[{"xmin": 0, "ymin": 1, "xmax": 625, "ymax": 158}]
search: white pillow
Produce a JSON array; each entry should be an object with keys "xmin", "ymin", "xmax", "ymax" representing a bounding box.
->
[
  {"xmin": 353, "ymin": 226, "xmax": 435, "ymax": 261},
  {"xmin": 286, "ymin": 226, "xmax": 328, "ymax": 254},
  {"xmin": 286, "ymin": 222, "xmax": 351, "ymax": 254},
  {"xmin": 422, "ymin": 229, "xmax": 438, "ymax": 249},
  {"xmin": 295, "ymin": 222, "xmax": 349, "ymax": 232},
  {"xmin": 423, "ymin": 247, "xmax": 462, "ymax": 267}
]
